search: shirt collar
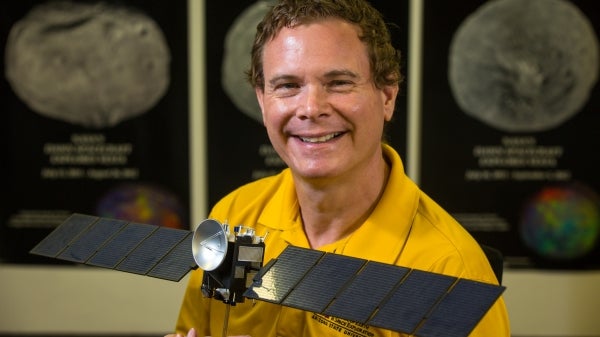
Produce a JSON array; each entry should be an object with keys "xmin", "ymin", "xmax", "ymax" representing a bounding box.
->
[
  {"xmin": 342, "ymin": 144, "xmax": 420, "ymax": 263},
  {"xmin": 255, "ymin": 144, "xmax": 420, "ymax": 262}
]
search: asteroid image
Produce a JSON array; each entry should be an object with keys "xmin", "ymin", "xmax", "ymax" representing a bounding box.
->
[
  {"xmin": 448, "ymin": 0, "xmax": 599, "ymax": 132},
  {"xmin": 221, "ymin": 1, "xmax": 274, "ymax": 123},
  {"xmin": 5, "ymin": 1, "xmax": 171, "ymax": 128}
]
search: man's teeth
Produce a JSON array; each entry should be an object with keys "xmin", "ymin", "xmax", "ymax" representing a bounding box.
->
[{"xmin": 300, "ymin": 133, "xmax": 340, "ymax": 143}]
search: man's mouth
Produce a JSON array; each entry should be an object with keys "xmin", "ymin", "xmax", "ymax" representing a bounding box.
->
[{"xmin": 298, "ymin": 132, "xmax": 343, "ymax": 143}]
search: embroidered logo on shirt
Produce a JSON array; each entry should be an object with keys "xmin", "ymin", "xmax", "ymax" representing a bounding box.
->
[{"xmin": 311, "ymin": 313, "xmax": 374, "ymax": 337}]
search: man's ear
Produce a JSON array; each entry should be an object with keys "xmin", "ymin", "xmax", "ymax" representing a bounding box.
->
[{"xmin": 382, "ymin": 84, "xmax": 399, "ymax": 122}]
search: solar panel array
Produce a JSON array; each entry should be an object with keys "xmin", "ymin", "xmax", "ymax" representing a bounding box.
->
[
  {"xmin": 244, "ymin": 245, "xmax": 505, "ymax": 337},
  {"xmin": 30, "ymin": 213, "xmax": 196, "ymax": 281}
]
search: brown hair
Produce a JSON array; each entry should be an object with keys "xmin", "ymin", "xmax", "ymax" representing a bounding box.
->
[{"xmin": 247, "ymin": 0, "xmax": 403, "ymax": 90}]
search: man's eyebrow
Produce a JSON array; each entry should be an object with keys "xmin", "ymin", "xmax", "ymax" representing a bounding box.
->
[
  {"xmin": 267, "ymin": 74, "xmax": 299, "ymax": 86},
  {"xmin": 323, "ymin": 69, "xmax": 360, "ymax": 79},
  {"xmin": 266, "ymin": 69, "xmax": 361, "ymax": 87}
]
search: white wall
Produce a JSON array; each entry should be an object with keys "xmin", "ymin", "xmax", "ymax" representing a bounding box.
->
[
  {"xmin": 1, "ymin": 1, "xmax": 599, "ymax": 336},
  {"xmin": 503, "ymin": 270, "xmax": 600, "ymax": 336},
  {"xmin": 0, "ymin": 266, "xmax": 188, "ymax": 335}
]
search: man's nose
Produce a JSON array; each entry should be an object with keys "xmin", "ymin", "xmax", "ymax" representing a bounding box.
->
[{"xmin": 297, "ymin": 85, "xmax": 329, "ymax": 119}]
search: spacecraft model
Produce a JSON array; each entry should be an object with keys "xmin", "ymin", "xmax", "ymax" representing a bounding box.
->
[{"xmin": 31, "ymin": 213, "xmax": 505, "ymax": 337}]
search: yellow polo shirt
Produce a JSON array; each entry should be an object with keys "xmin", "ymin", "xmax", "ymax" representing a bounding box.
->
[{"xmin": 175, "ymin": 144, "xmax": 510, "ymax": 337}]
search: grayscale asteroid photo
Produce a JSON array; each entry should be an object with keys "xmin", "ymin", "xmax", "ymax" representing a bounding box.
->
[
  {"xmin": 221, "ymin": 1, "xmax": 275, "ymax": 124},
  {"xmin": 5, "ymin": 1, "xmax": 171, "ymax": 128},
  {"xmin": 448, "ymin": 0, "xmax": 599, "ymax": 132}
]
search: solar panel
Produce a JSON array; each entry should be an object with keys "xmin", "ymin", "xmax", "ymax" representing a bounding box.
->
[
  {"xmin": 245, "ymin": 246, "xmax": 505, "ymax": 337},
  {"xmin": 31, "ymin": 214, "xmax": 506, "ymax": 337},
  {"xmin": 30, "ymin": 213, "xmax": 196, "ymax": 281}
]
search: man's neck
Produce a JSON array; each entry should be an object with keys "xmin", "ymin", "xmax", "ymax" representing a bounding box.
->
[{"xmin": 294, "ymin": 156, "xmax": 390, "ymax": 249}]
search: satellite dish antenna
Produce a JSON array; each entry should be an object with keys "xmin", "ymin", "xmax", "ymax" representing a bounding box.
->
[{"xmin": 192, "ymin": 219, "xmax": 228, "ymax": 271}]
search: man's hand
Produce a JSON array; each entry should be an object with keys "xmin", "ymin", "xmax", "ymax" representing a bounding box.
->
[
  {"xmin": 164, "ymin": 328, "xmax": 250, "ymax": 337},
  {"xmin": 164, "ymin": 327, "xmax": 197, "ymax": 337}
]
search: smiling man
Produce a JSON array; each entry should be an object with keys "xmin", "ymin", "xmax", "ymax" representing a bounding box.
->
[
  {"xmin": 255, "ymin": 16, "xmax": 397, "ymax": 249},
  {"xmin": 172, "ymin": 1, "xmax": 510, "ymax": 336}
]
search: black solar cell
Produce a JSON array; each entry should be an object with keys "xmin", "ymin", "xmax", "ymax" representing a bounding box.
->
[
  {"xmin": 29, "ymin": 213, "xmax": 97, "ymax": 257},
  {"xmin": 58, "ymin": 217, "xmax": 127, "ymax": 263},
  {"xmin": 148, "ymin": 234, "xmax": 196, "ymax": 281},
  {"xmin": 414, "ymin": 278, "xmax": 506, "ymax": 337},
  {"xmin": 88, "ymin": 222, "xmax": 159, "ymax": 268},
  {"xmin": 244, "ymin": 246, "xmax": 324, "ymax": 303},
  {"xmin": 369, "ymin": 269, "xmax": 456, "ymax": 333},
  {"xmin": 116, "ymin": 227, "xmax": 190, "ymax": 275},
  {"xmin": 282, "ymin": 253, "xmax": 364, "ymax": 312},
  {"xmin": 324, "ymin": 261, "xmax": 409, "ymax": 323}
]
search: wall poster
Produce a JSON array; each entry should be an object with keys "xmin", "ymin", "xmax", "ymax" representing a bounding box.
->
[
  {"xmin": 206, "ymin": 0, "xmax": 409, "ymax": 208},
  {"xmin": 0, "ymin": 0, "xmax": 190, "ymax": 263},
  {"xmin": 419, "ymin": 0, "xmax": 600, "ymax": 269}
]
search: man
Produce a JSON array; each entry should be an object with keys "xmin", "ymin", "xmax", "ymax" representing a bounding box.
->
[{"xmin": 173, "ymin": 0, "xmax": 510, "ymax": 336}]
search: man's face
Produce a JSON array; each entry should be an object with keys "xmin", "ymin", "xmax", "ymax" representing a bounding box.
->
[{"xmin": 255, "ymin": 18, "xmax": 398, "ymax": 181}]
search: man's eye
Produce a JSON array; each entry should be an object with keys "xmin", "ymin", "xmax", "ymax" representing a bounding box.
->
[
  {"xmin": 331, "ymin": 80, "xmax": 350, "ymax": 85},
  {"xmin": 271, "ymin": 82, "xmax": 301, "ymax": 97},
  {"xmin": 274, "ymin": 83, "xmax": 299, "ymax": 90},
  {"xmin": 328, "ymin": 80, "xmax": 354, "ymax": 91},
  {"xmin": 282, "ymin": 83, "xmax": 300, "ymax": 89}
]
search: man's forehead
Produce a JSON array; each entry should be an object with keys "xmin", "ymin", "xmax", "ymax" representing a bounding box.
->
[{"xmin": 268, "ymin": 17, "xmax": 363, "ymax": 43}]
